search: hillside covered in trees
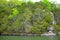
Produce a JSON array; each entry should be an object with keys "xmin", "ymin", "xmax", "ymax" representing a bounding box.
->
[{"xmin": 0, "ymin": 0, "xmax": 60, "ymax": 34}]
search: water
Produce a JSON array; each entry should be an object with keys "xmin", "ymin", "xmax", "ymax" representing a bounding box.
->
[
  {"xmin": 48, "ymin": 36, "xmax": 60, "ymax": 40},
  {"xmin": 0, "ymin": 36, "xmax": 60, "ymax": 40},
  {"xmin": 48, "ymin": 36, "xmax": 55, "ymax": 40}
]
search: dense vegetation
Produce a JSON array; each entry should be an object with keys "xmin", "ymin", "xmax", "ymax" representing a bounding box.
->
[{"xmin": 0, "ymin": 0, "xmax": 60, "ymax": 34}]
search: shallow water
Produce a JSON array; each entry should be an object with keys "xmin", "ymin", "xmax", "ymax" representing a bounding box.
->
[{"xmin": 0, "ymin": 36, "xmax": 60, "ymax": 40}]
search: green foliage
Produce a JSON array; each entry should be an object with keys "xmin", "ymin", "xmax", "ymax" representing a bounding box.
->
[
  {"xmin": 8, "ymin": 8, "xmax": 18, "ymax": 19},
  {"xmin": 0, "ymin": 0, "xmax": 60, "ymax": 34},
  {"xmin": 42, "ymin": 0, "xmax": 52, "ymax": 11},
  {"xmin": 31, "ymin": 9, "xmax": 52, "ymax": 34}
]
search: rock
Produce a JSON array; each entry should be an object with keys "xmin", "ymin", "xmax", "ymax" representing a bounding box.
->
[{"xmin": 41, "ymin": 31, "xmax": 56, "ymax": 36}]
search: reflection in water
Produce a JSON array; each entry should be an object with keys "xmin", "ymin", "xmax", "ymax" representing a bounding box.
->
[
  {"xmin": 47, "ymin": 36, "xmax": 60, "ymax": 40},
  {"xmin": 48, "ymin": 36, "xmax": 55, "ymax": 40}
]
